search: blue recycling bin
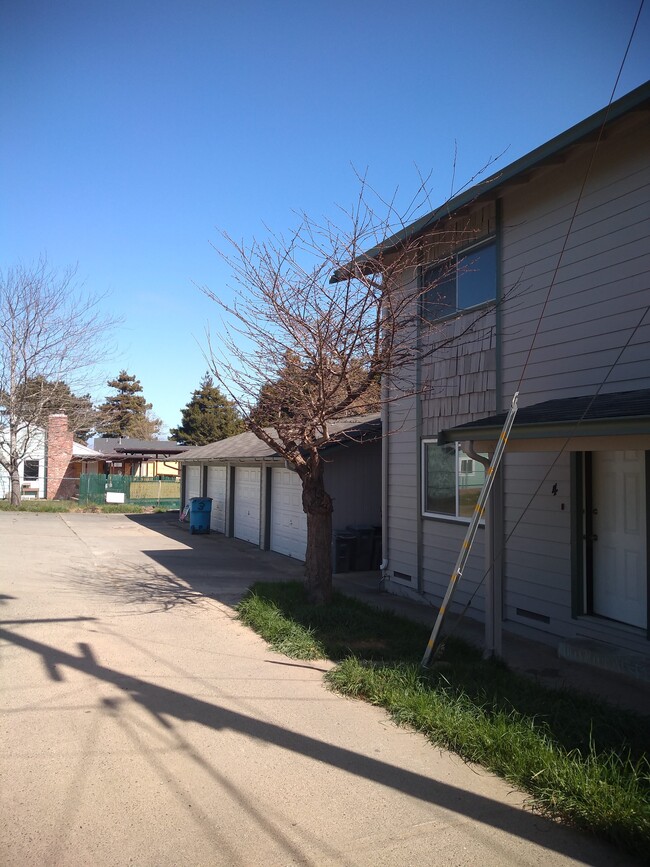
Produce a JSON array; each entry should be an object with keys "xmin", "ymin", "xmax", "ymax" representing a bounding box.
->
[{"xmin": 189, "ymin": 497, "xmax": 212, "ymax": 534}]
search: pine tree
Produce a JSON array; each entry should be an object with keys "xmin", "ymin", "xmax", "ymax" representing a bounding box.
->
[
  {"xmin": 170, "ymin": 373, "xmax": 243, "ymax": 445},
  {"xmin": 97, "ymin": 371, "xmax": 162, "ymax": 439},
  {"xmin": 5, "ymin": 376, "xmax": 97, "ymax": 440}
]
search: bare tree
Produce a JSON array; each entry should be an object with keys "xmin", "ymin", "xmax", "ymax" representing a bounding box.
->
[
  {"xmin": 0, "ymin": 258, "xmax": 118, "ymax": 505},
  {"xmin": 202, "ymin": 179, "xmax": 498, "ymax": 603}
]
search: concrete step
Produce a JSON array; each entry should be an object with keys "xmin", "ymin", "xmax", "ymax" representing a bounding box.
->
[{"xmin": 558, "ymin": 638, "xmax": 650, "ymax": 686}]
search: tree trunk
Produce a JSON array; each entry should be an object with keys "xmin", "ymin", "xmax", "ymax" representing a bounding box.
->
[
  {"xmin": 9, "ymin": 426, "xmax": 21, "ymax": 506},
  {"xmin": 10, "ymin": 470, "xmax": 21, "ymax": 506},
  {"xmin": 301, "ymin": 455, "xmax": 333, "ymax": 605}
]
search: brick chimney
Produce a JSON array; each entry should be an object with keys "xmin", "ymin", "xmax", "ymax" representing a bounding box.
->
[{"xmin": 46, "ymin": 414, "xmax": 74, "ymax": 500}]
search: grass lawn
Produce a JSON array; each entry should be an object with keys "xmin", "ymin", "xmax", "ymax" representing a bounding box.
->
[
  {"xmin": 238, "ymin": 581, "xmax": 650, "ymax": 859},
  {"xmin": 0, "ymin": 500, "xmax": 168, "ymax": 514}
]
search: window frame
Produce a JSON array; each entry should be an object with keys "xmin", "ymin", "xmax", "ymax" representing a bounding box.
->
[
  {"xmin": 421, "ymin": 438, "xmax": 487, "ymax": 523},
  {"xmin": 421, "ymin": 236, "xmax": 497, "ymax": 322}
]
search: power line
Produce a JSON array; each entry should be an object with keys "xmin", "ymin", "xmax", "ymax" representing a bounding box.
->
[{"xmin": 429, "ymin": 0, "xmax": 648, "ymax": 652}]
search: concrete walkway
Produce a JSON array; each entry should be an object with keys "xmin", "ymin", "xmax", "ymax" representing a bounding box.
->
[{"xmin": 0, "ymin": 512, "xmax": 638, "ymax": 866}]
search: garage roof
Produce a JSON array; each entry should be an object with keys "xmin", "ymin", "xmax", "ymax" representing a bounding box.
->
[{"xmin": 177, "ymin": 414, "xmax": 381, "ymax": 463}]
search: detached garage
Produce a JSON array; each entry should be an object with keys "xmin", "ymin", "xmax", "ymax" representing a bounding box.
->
[{"xmin": 177, "ymin": 416, "xmax": 381, "ymax": 564}]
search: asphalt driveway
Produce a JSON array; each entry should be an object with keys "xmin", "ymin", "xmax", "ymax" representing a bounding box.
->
[{"xmin": 0, "ymin": 512, "xmax": 631, "ymax": 866}]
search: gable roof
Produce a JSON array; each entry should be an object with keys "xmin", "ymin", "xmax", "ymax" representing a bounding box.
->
[
  {"xmin": 177, "ymin": 414, "xmax": 381, "ymax": 463},
  {"xmin": 334, "ymin": 81, "xmax": 650, "ymax": 278},
  {"xmin": 72, "ymin": 442, "xmax": 103, "ymax": 459}
]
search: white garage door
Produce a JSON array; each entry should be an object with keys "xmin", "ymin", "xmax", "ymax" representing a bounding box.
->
[
  {"xmin": 270, "ymin": 468, "xmax": 307, "ymax": 560},
  {"xmin": 234, "ymin": 467, "xmax": 261, "ymax": 545},
  {"xmin": 207, "ymin": 466, "xmax": 227, "ymax": 533},
  {"xmin": 186, "ymin": 465, "xmax": 202, "ymax": 501}
]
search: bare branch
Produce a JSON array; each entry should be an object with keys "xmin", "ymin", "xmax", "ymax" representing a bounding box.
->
[
  {"xmin": 199, "ymin": 171, "xmax": 518, "ymax": 603},
  {"xmin": 0, "ymin": 257, "xmax": 120, "ymax": 504}
]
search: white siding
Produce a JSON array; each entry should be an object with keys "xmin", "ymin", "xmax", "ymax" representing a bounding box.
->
[{"xmin": 0, "ymin": 427, "xmax": 46, "ymax": 499}]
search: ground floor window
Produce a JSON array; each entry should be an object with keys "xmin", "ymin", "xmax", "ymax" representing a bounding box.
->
[
  {"xmin": 23, "ymin": 459, "xmax": 40, "ymax": 481},
  {"xmin": 422, "ymin": 440, "xmax": 487, "ymax": 519}
]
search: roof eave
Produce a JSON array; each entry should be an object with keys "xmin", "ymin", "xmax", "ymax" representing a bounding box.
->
[{"xmin": 332, "ymin": 81, "xmax": 650, "ymax": 281}]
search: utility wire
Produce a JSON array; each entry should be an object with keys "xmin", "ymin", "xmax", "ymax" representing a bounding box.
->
[
  {"xmin": 444, "ymin": 305, "xmax": 649, "ymax": 646},
  {"xmin": 516, "ymin": 0, "xmax": 645, "ymax": 393},
  {"xmin": 434, "ymin": 0, "xmax": 648, "ymax": 649}
]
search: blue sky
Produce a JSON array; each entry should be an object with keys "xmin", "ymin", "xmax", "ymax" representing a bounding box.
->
[{"xmin": 1, "ymin": 0, "xmax": 648, "ymax": 436}]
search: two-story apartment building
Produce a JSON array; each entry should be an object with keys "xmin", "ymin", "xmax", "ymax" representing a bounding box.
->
[{"xmin": 375, "ymin": 82, "xmax": 650, "ymax": 667}]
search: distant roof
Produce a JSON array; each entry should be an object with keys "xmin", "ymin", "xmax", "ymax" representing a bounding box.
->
[
  {"xmin": 440, "ymin": 389, "xmax": 650, "ymax": 443},
  {"xmin": 93, "ymin": 437, "xmax": 187, "ymax": 456},
  {"xmin": 177, "ymin": 414, "xmax": 381, "ymax": 463},
  {"xmin": 334, "ymin": 81, "xmax": 650, "ymax": 278},
  {"xmin": 72, "ymin": 442, "xmax": 103, "ymax": 459}
]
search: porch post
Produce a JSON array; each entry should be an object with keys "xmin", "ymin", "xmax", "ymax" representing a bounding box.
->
[{"xmin": 484, "ymin": 467, "xmax": 504, "ymax": 658}]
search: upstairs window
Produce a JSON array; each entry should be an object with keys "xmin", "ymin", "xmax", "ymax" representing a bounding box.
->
[{"xmin": 422, "ymin": 239, "xmax": 496, "ymax": 321}]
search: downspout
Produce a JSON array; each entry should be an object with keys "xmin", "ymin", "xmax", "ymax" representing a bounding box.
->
[
  {"xmin": 415, "ymin": 262, "xmax": 424, "ymax": 595},
  {"xmin": 489, "ymin": 196, "xmax": 506, "ymax": 658},
  {"xmin": 453, "ymin": 200, "xmax": 506, "ymax": 657},
  {"xmin": 379, "ymin": 372, "xmax": 389, "ymax": 589},
  {"xmin": 464, "ymin": 441, "xmax": 500, "ymax": 657},
  {"xmin": 43, "ymin": 426, "xmax": 49, "ymax": 500},
  {"xmin": 495, "ymin": 197, "xmax": 504, "ymax": 414},
  {"xmin": 180, "ymin": 465, "xmax": 187, "ymax": 511}
]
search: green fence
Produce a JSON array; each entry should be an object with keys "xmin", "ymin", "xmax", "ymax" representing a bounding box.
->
[{"xmin": 79, "ymin": 474, "xmax": 181, "ymax": 509}]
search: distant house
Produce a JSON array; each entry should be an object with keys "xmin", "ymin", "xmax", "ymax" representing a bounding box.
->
[
  {"xmin": 176, "ymin": 415, "xmax": 381, "ymax": 566},
  {"xmin": 358, "ymin": 81, "xmax": 650, "ymax": 665},
  {"xmin": 92, "ymin": 438, "xmax": 187, "ymax": 478},
  {"xmin": 0, "ymin": 414, "xmax": 103, "ymax": 500}
]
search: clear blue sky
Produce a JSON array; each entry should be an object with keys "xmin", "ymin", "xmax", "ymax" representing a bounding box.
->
[{"xmin": 1, "ymin": 0, "xmax": 648, "ymax": 436}]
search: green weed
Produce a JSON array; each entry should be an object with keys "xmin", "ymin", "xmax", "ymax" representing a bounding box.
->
[{"xmin": 238, "ymin": 581, "xmax": 650, "ymax": 858}]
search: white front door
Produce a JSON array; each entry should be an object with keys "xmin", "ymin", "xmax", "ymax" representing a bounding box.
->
[
  {"xmin": 207, "ymin": 466, "xmax": 227, "ymax": 533},
  {"xmin": 234, "ymin": 467, "xmax": 261, "ymax": 545},
  {"xmin": 592, "ymin": 450, "xmax": 647, "ymax": 629},
  {"xmin": 270, "ymin": 468, "xmax": 307, "ymax": 560}
]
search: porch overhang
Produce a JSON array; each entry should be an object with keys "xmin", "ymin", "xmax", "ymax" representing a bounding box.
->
[{"xmin": 438, "ymin": 389, "xmax": 650, "ymax": 453}]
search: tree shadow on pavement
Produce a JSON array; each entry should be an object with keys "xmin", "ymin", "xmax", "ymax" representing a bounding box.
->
[{"xmin": 57, "ymin": 512, "xmax": 303, "ymax": 615}]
